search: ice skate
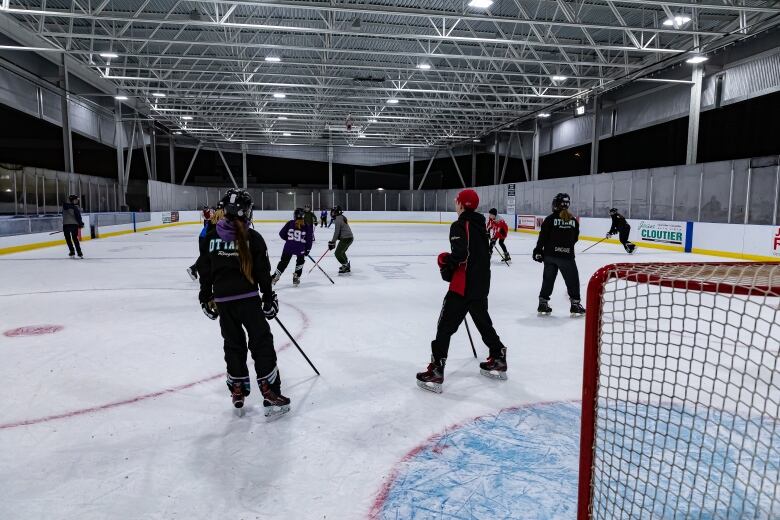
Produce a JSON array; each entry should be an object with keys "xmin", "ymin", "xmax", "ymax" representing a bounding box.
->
[
  {"xmin": 624, "ymin": 242, "xmax": 636, "ymax": 254},
  {"xmin": 570, "ymin": 301, "xmax": 586, "ymax": 317},
  {"xmin": 338, "ymin": 262, "xmax": 351, "ymax": 274},
  {"xmin": 480, "ymin": 355, "xmax": 508, "ymax": 380},
  {"xmin": 77, "ymin": 253, "xmax": 84, "ymax": 259},
  {"xmin": 69, "ymin": 252, "xmax": 75, "ymax": 258},
  {"xmin": 271, "ymin": 270, "xmax": 281, "ymax": 286},
  {"xmin": 230, "ymin": 382, "xmax": 246, "ymax": 415},
  {"xmin": 416, "ymin": 358, "xmax": 445, "ymax": 393},
  {"xmin": 537, "ymin": 300, "xmax": 552, "ymax": 316},
  {"xmin": 292, "ymin": 273, "xmax": 300, "ymax": 286},
  {"xmin": 503, "ymin": 253, "xmax": 511, "ymax": 263},
  {"xmin": 186, "ymin": 266, "xmax": 198, "ymax": 280},
  {"xmin": 260, "ymin": 380, "xmax": 290, "ymax": 420}
]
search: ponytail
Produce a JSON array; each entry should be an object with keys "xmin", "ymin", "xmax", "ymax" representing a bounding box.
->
[
  {"xmin": 210, "ymin": 208, "xmax": 224, "ymax": 225},
  {"xmin": 559, "ymin": 208, "xmax": 574, "ymax": 222},
  {"xmin": 234, "ymin": 219, "xmax": 254, "ymax": 284}
]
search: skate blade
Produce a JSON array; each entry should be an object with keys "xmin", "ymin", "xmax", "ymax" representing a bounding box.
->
[
  {"xmin": 537, "ymin": 311, "xmax": 552, "ymax": 316},
  {"xmin": 570, "ymin": 312, "xmax": 585, "ymax": 318},
  {"xmin": 234, "ymin": 406, "xmax": 246, "ymax": 417},
  {"xmin": 416, "ymin": 380, "xmax": 443, "ymax": 394},
  {"xmin": 264, "ymin": 404, "xmax": 290, "ymax": 421},
  {"xmin": 480, "ymin": 368, "xmax": 508, "ymax": 380}
]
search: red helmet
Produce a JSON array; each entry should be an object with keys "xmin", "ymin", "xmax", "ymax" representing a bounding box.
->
[{"xmin": 455, "ymin": 189, "xmax": 479, "ymax": 210}]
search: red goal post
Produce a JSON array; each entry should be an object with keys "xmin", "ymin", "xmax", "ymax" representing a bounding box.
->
[{"xmin": 578, "ymin": 262, "xmax": 780, "ymax": 519}]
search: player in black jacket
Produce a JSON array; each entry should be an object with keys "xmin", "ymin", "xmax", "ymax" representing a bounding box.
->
[
  {"xmin": 533, "ymin": 193, "xmax": 585, "ymax": 317},
  {"xmin": 607, "ymin": 208, "xmax": 636, "ymax": 253},
  {"xmin": 416, "ymin": 189, "xmax": 508, "ymax": 393},
  {"xmin": 196, "ymin": 189, "xmax": 290, "ymax": 418}
]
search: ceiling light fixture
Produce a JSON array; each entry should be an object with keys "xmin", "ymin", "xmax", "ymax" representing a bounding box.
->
[
  {"xmin": 173, "ymin": 131, "xmax": 182, "ymax": 135},
  {"xmin": 663, "ymin": 15, "xmax": 691, "ymax": 27},
  {"xmin": 151, "ymin": 92, "xmax": 166, "ymax": 98},
  {"xmin": 377, "ymin": 188, "xmax": 385, "ymax": 191},
  {"xmin": 282, "ymin": 132, "xmax": 292, "ymax": 137},
  {"xmin": 468, "ymin": 0, "xmax": 493, "ymax": 8},
  {"xmin": 368, "ymin": 119, "xmax": 378, "ymax": 123},
  {"xmin": 417, "ymin": 63, "xmax": 432, "ymax": 70},
  {"xmin": 182, "ymin": 116, "xmax": 193, "ymax": 120},
  {"xmin": 114, "ymin": 95, "xmax": 128, "ymax": 100},
  {"xmin": 686, "ymin": 55, "xmax": 708, "ymax": 64},
  {"xmin": 100, "ymin": 52, "xmax": 119, "ymax": 59},
  {"xmin": 538, "ymin": 112, "xmax": 551, "ymax": 118},
  {"xmin": 575, "ymin": 104, "xmax": 585, "ymax": 116},
  {"xmin": 472, "ymin": 139, "xmax": 481, "ymax": 142},
  {"xmin": 273, "ymin": 93, "xmax": 286, "ymax": 99},
  {"xmin": 551, "ymin": 75, "xmax": 567, "ymax": 82},
  {"xmin": 265, "ymin": 56, "xmax": 281, "ymax": 63},
  {"xmin": 386, "ymin": 98, "xmax": 399, "ymax": 104},
  {"xmin": 277, "ymin": 116, "xmax": 288, "ymax": 120}
]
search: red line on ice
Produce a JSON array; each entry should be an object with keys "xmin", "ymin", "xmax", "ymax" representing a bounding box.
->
[{"xmin": 0, "ymin": 303, "xmax": 309, "ymax": 430}]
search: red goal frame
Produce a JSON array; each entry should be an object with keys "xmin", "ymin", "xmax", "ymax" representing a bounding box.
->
[{"xmin": 576, "ymin": 261, "xmax": 780, "ymax": 520}]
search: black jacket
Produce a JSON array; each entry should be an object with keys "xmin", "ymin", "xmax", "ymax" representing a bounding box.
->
[
  {"xmin": 197, "ymin": 226, "xmax": 273, "ymax": 303},
  {"xmin": 62, "ymin": 203, "xmax": 84, "ymax": 227},
  {"xmin": 534, "ymin": 211, "xmax": 579, "ymax": 259},
  {"xmin": 609, "ymin": 213, "xmax": 630, "ymax": 234},
  {"xmin": 442, "ymin": 210, "xmax": 491, "ymax": 299}
]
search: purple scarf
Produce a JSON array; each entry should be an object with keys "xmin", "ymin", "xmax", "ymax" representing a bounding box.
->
[{"xmin": 217, "ymin": 219, "xmax": 237, "ymax": 241}]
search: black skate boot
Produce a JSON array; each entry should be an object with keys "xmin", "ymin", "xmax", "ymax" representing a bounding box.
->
[
  {"xmin": 259, "ymin": 377, "xmax": 290, "ymax": 420},
  {"xmin": 292, "ymin": 273, "xmax": 300, "ymax": 286},
  {"xmin": 338, "ymin": 262, "xmax": 351, "ymax": 274},
  {"xmin": 537, "ymin": 299, "xmax": 552, "ymax": 316},
  {"xmin": 624, "ymin": 242, "xmax": 636, "ymax": 254},
  {"xmin": 416, "ymin": 357, "xmax": 445, "ymax": 393},
  {"xmin": 186, "ymin": 266, "xmax": 198, "ymax": 280},
  {"xmin": 570, "ymin": 300, "xmax": 586, "ymax": 317},
  {"xmin": 69, "ymin": 252, "xmax": 75, "ymax": 258},
  {"xmin": 480, "ymin": 349, "xmax": 508, "ymax": 380},
  {"xmin": 271, "ymin": 270, "xmax": 281, "ymax": 286},
  {"xmin": 503, "ymin": 253, "xmax": 511, "ymax": 263},
  {"xmin": 226, "ymin": 376, "xmax": 251, "ymax": 416}
]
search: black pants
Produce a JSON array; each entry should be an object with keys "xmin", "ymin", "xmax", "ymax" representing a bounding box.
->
[
  {"xmin": 539, "ymin": 256, "xmax": 581, "ymax": 302},
  {"xmin": 320, "ymin": 217, "xmax": 327, "ymax": 227},
  {"xmin": 491, "ymin": 238, "xmax": 509, "ymax": 256},
  {"xmin": 63, "ymin": 224, "xmax": 82, "ymax": 255},
  {"xmin": 618, "ymin": 228, "xmax": 631, "ymax": 246},
  {"xmin": 215, "ymin": 297, "xmax": 280, "ymax": 393},
  {"xmin": 276, "ymin": 252, "xmax": 305, "ymax": 275},
  {"xmin": 431, "ymin": 292, "xmax": 505, "ymax": 361}
]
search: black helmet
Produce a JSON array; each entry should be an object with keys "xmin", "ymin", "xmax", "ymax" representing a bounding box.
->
[
  {"xmin": 488, "ymin": 208, "xmax": 498, "ymax": 216},
  {"xmin": 609, "ymin": 208, "xmax": 618, "ymax": 215},
  {"xmin": 552, "ymin": 193, "xmax": 570, "ymax": 211},
  {"xmin": 221, "ymin": 188, "xmax": 253, "ymax": 221},
  {"xmin": 331, "ymin": 205, "xmax": 343, "ymax": 217},
  {"xmin": 68, "ymin": 194, "xmax": 79, "ymax": 203},
  {"xmin": 216, "ymin": 200, "xmax": 225, "ymax": 210},
  {"xmin": 294, "ymin": 207, "xmax": 305, "ymax": 220}
]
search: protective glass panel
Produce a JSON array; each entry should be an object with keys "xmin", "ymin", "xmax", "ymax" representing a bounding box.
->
[
  {"xmin": 730, "ymin": 160, "xmax": 749, "ymax": 224},
  {"xmin": 748, "ymin": 165, "xmax": 776, "ymax": 225},
  {"xmin": 611, "ymin": 172, "xmax": 631, "ymax": 218},
  {"xmin": 700, "ymin": 161, "xmax": 731, "ymax": 223},
  {"xmin": 44, "ymin": 177, "xmax": 58, "ymax": 213},
  {"xmin": 650, "ymin": 167, "xmax": 675, "ymax": 221},
  {"xmin": 578, "ymin": 177, "xmax": 594, "ymax": 217},
  {"xmin": 594, "ymin": 175, "xmax": 612, "ymax": 217},
  {"xmin": 630, "ymin": 170, "xmax": 650, "ymax": 219},
  {"xmin": 674, "ymin": 165, "xmax": 701, "ymax": 222},
  {"xmin": 0, "ymin": 169, "xmax": 15, "ymax": 213}
]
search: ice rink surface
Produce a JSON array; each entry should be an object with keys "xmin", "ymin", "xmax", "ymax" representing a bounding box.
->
[{"xmin": 0, "ymin": 222, "xmax": 723, "ymax": 519}]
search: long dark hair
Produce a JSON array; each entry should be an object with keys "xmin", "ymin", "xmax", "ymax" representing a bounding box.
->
[
  {"xmin": 233, "ymin": 218, "xmax": 254, "ymax": 284},
  {"xmin": 559, "ymin": 208, "xmax": 574, "ymax": 222}
]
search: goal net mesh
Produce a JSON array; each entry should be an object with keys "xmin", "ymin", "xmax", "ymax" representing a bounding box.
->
[{"xmin": 583, "ymin": 262, "xmax": 780, "ymax": 519}]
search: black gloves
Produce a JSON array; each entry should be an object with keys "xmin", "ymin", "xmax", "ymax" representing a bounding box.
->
[
  {"xmin": 262, "ymin": 292, "xmax": 279, "ymax": 320},
  {"xmin": 328, "ymin": 241, "xmax": 336, "ymax": 250},
  {"xmin": 201, "ymin": 300, "xmax": 219, "ymax": 320},
  {"xmin": 532, "ymin": 248, "xmax": 544, "ymax": 263}
]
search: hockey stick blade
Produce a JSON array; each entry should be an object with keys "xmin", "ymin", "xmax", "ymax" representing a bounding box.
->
[{"xmin": 307, "ymin": 254, "xmax": 335, "ymax": 284}]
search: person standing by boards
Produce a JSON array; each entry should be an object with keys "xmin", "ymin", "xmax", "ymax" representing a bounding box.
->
[
  {"xmin": 62, "ymin": 194, "xmax": 85, "ymax": 258},
  {"xmin": 533, "ymin": 193, "xmax": 585, "ymax": 317},
  {"xmin": 416, "ymin": 189, "xmax": 508, "ymax": 394},
  {"xmin": 319, "ymin": 209, "xmax": 328, "ymax": 228},
  {"xmin": 196, "ymin": 188, "xmax": 290, "ymax": 419},
  {"xmin": 607, "ymin": 208, "xmax": 636, "ymax": 253},
  {"xmin": 328, "ymin": 205, "xmax": 353, "ymax": 274},
  {"xmin": 272, "ymin": 208, "xmax": 314, "ymax": 287},
  {"xmin": 487, "ymin": 208, "xmax": 511, "ymax": 262}
]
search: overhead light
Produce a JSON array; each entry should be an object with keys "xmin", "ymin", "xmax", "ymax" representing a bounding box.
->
[
  {"xmin": 575, "ymin": 105, "xmax": 585, "ymax": 116},
  {"xmin": 358, "ymin": 133, "xmax": 366, "ymax": 138},
  {"xmin": 377, "ymin": 188, "xmax": 384, "ymax": 191},
  {"xmin": 277, "ymin": 116, "xmax": 288, "ymax": 120},
  {"xmin": 686, "ymin": 55, "xmax": 708, "ymax": 64},
  {"xmin": 114, "ymin": 95, "xmax": 128, "ymax": 100},
  {"xmin": 100, "ymin": 52, "xmax": 118, "ymax": 59},
  {"xmin": 663, "ymin": 15, "xmax": 691, "ymax": 27},
  {"xmin": 4, "ymin": 188, "xmax": 11, "ymax": 193},
  {"xmin": 368, "ymin": 118, "xmax": 378, "ymax": 123},
  {"xmin": 182, "ymin": 116, "xmax": 193, "ymax": 120},
  {"xmin": 265, "ymin": 56, "xmax": 281, "ymax": 63},
  {"xmin": 551, "ymin": 75, "xmax": 567, "ymax": 82},
  {"xmin": 287, "ymin": 191, "xmax": 294, "ymax": 195},
  {"xmin": 472, "ymin": 139, "xmax": 480, "ymax": 142},
  {"xmin": 538, "ymin": 112, "xmax": 551, "ymax": 118},
  {"xmin": 417, "ymin": 63, "xmax": 432, "ymax": 70},
  {"xmin": 173, "ymin": 131, "xmax": 182, "ymax": 135},
  {"xmin": 151, "ymin": 92, "xmax": 166, "ymax": 98},
  {"xmin": 386, "ymin": 98, "xmax": 399, "ymax": 104},
  {"xmin": 282, "ymin": 132, "xmax": 292, "ymax": 137},
  {"xmin": 273, "ymin": 93, "xmax": 286, "ymax": 99},
  {"xmin": 468, "ymin": 0, "xmax": 493, "ymax": 8}
]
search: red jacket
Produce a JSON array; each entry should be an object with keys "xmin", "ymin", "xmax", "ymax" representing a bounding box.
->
[{"xmin": 487, "ymin": 218, "xmax": 508, "ymax": 240}]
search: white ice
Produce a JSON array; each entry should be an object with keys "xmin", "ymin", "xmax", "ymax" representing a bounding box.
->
[{"xmin": 0, "ymin": 222, "xmax": 723, "ymax": 519}]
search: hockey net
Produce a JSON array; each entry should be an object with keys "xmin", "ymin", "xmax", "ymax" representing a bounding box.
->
[{"xmin": 578, "ymin": 262, "xmax": 780, "ymax": 519}]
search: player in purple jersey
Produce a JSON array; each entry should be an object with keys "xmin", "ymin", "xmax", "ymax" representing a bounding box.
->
[{"xmin": 272, "ymin": 208, "xmax": 314, "ymax": 286}]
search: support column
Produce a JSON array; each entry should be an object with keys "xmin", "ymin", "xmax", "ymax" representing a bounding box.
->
[
  {"xmin": 328, "ymin": 143, "xmax": 333, "ymax": 190},
  {"xmin": 493, "ymin": 133, "xmax": 499, "ymax": 184},
  {"xmin": 150, "ymin": 124, "xmax": 158, "ymax": 180},
  {"xmin": 686, "ymin": 64, "xmax": 704, "ymax": 165},
  {"xmin": 409, "ymin": 148, "xmax": 414, "ymax": 190},
  {"xmin": 169, "ymin": 134, "xmax": 176, "ymax": 184},
  {"xmin": 532, "ymin": 120, "xmax": 540, "ymax": 181},
  {"xmin": 471, "ymin": 143, "xmax": 477, "ymax": 187},
  {"xmin": 59, "ymin": 54, "xmax": 74, "ymax": 173},
  {"xmin": 589, "ymin": 95, "xmax": 600, "ymax": 175},
  {"xmin": 114, "ymin": 100, "xmax": 126, "ymax": 207},
  {"xmin": 241, "ymin": 145, "xmax": 248, "ymax": 189}
]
